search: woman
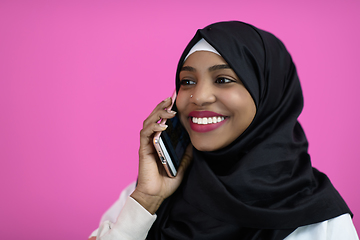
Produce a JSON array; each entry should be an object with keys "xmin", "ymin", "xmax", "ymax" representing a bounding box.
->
[{"xmin": 89, "ymin": 21, "xmax": 358, "ymax": 239}]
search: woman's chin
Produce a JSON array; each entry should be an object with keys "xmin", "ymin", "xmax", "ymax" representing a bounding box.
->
[{"xmin": 192, "ymin": 141, "xmax": 221, "ymax": 152}]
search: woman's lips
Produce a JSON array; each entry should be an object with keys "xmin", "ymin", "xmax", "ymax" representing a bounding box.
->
[{"xmin": 188, "ymin": 111, "xmax": 228, "ymax": 133}]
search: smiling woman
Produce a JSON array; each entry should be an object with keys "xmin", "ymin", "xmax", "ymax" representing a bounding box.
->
[
  {"xmin": 177, "ymin": 49, "xmax": 256, "ymax": 151},
  {"xmin": 88, "ymin": 21, "xmax": 358, "ymax": 240}
]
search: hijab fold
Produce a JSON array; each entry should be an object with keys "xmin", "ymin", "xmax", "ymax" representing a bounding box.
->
[{"xmin": 147, "ymin": 21, "xmax": 351, "ymax": 240}]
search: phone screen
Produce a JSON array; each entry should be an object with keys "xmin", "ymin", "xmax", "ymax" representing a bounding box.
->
[{"xmin": 160, "ymin": 114, "xmax": 190, "ymax": 171}]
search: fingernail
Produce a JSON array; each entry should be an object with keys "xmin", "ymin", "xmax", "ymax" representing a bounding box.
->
[
  {"xmin": 167, "ymin": 110, "xmax": 177, "ymax": 114},
  {"xmin": 159, "ymin": 124, "xmax": 168, "ymax": 129},
  {"xmin": 164, "ymin": 97, "xmax": 171, "ymax": 102}
]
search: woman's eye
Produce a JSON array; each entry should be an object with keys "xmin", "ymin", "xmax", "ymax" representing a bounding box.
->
[
  {"xmin": 215, "ymin": 77, "xmax": 234, "ymax": 84},
  {"xmin": 180, "ymin": 79, "xmax": 196, "ymax": 85}
]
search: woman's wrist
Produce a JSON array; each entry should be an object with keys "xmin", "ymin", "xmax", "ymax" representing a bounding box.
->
[{"xmin": 130, "ymin": 189, "xmax": 164, "ymax": 215}]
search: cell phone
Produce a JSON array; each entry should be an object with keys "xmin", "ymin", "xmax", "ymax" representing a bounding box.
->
[{"xmin": 153, "ymin": 91, "xmax": 191, "ymax": 177}]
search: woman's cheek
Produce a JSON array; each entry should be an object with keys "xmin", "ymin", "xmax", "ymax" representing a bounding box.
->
[
  {"xmin": 175, "ymin": 92, "xmax": 190, "ymax": 132},
  {"xmin": 175, "ymin": 91, "xmax": 186, "ymax": 113}
]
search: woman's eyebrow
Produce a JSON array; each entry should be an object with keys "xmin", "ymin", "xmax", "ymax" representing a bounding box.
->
[
  {"xmin": 181, "ymin": 64, "xmax": 231, "ymax": 72},
  {"xmin": 181, "ymin": 66, "xmax": 196, "ymax": 72},
  {"xmin": 208, "ymin": 64, "xmax": 231, "ymax": 71}
]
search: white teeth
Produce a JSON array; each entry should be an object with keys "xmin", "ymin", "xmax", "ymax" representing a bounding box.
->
[
  {"xmin": 191, "ymin": 116, "xmax": 225, "ymax": 125},
  {"xmin": 212, "ymin": 117, "xmax": 217, "ymax": 123}
]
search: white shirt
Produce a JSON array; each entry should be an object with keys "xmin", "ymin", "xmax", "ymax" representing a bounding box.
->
[{"xmin": 90, "ymin": 182, "xmax": 359, "ymax": 240}]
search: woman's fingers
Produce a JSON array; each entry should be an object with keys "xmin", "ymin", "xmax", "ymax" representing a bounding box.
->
[
  {"xmin": 139, "ymin": 97, "xmax": 177, "ymax": 150},
  {"xmin": 152, "ymin": 97, "xmax": 172, "ymax": 115},
  {"xmin": 142, "ymin": 97, "xmax": 175, "ymax": 128},
  {"xmin": 139, "ymin": 122, "xmax": 167, "ymax": 147}
]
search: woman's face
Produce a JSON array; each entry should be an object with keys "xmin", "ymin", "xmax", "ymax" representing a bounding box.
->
[{"xmin": 176, "ymin": 51, "xmax": 256, "ymax": 151}]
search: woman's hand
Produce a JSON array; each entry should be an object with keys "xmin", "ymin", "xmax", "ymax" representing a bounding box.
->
[{"xmin": 130, "ymin": 97, "xmax": 193, "ymax": 214}]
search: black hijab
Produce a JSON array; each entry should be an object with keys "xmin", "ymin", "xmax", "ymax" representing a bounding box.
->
[{"xmin": 147, "ymin": 21, "xmax": 351, "ymax": 240}]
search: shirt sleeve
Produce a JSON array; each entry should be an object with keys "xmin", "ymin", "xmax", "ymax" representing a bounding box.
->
[
  {"xmin": 284, "ymin": 213, "xmax": 359, "ymax": 240},
  {"xmin": 89, "ymin": 182, "xmax": 157, "ymax": 240}
]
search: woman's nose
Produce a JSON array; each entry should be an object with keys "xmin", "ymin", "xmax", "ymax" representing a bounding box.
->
[{"xmin": 190, "ymin": 81, "xmax": 216, "ymax": 106}]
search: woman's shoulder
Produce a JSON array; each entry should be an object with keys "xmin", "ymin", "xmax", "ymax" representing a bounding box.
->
[{"xmin": 285, "ymin": 213, "xmax": 359, "ymax": 240}]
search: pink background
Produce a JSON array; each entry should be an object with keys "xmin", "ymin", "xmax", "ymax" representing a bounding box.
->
[{"xmin": 1, "ymin": 0, "xmax": 359, "ymax": 239}]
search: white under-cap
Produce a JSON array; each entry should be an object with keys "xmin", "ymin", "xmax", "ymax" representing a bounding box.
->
[{"xmin": 184, "ymin": 38, "xmax": 221, "ymax": 61}]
